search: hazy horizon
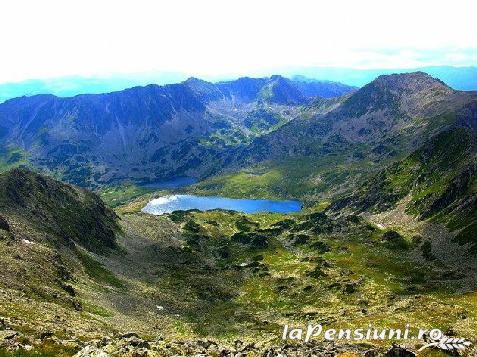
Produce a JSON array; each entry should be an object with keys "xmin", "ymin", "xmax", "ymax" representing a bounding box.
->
[
  {"xmin": 0, "ymin": 64, "xmax": 476, "ymax": 84},
  {"xmin": 1, "ymin": 65, "xmax": 477, "ymax": 103}
]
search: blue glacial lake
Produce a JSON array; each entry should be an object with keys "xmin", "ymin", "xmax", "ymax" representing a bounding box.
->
[{"xmin": 142, "ymin": 194, "xmax": 302, "ymax": 214}]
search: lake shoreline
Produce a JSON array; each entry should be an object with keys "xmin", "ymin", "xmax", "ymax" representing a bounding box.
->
[{"xmin": 142, "ymin": 194, "xmax": 303, "ymax": 215}]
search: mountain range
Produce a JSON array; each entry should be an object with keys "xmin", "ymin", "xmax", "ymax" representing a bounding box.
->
[{"xmin": 0, "ymin": 75, "xmax": 356, "ymax": 185}]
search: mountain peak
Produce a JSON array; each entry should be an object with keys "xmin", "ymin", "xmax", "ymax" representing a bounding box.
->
[
  {"xmin": 259, "ymin": 75, "xmax": 306, "ymax": 105},
  {"xmin": 338, "ymin": 71, "xmax": 455, "ymax": 118},
  {"xmin": 182, "ymin": 77, "xmax": 224, "ymax": 102},
  {"xmin": 372, "ymin": 71, "xmax": 453, "ymax": 92},
  {"xmin": 269, "ymin": 74, "xmax": 287, "ymax": 81},
  {"xmin": 183, "ymin": 77, "xmax": 209, "ymax": 84}
]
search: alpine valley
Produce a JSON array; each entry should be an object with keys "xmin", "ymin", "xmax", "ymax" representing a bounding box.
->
[{"xmin": 0, "ymin": 72, "xmax": 476, "ymax": 357}]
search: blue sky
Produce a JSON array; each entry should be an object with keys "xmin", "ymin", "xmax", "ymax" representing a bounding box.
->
[{"xmin": 0, "ymin": 0, "xmax": 476, "ymax": 84}]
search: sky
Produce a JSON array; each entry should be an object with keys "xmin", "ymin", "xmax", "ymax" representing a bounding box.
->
[{"xmin": 0, "ymin": 0, "xmax": 476, "ymax": 84}]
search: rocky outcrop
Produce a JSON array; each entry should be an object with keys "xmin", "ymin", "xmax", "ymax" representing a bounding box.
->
[
  {"xmin": 71, "ymin": 336, "xmax": 370, "ymax": 357},
  {"xmin": 385, "ymin": 345, "xmax": 416, "ymax": 356}
]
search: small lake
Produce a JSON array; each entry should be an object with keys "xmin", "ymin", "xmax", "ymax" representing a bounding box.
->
[
  {"xmin": 139, "ymin": 177, "xmax": 198, "ymax": 189},
  {"xmin": 142, "ymin": 194, "xmax": 302, "ymax": 215}
]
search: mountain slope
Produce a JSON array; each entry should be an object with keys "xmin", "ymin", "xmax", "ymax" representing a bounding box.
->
[
  {"xmin": 0, "ymin": 84, "xmax": 213, "ymax": 185},
  {"xmin": 291, "ymin": 76, "xmax": 360, "ymax": 98},
  {"xmin": 215, "ymin": 75, "xmax": 355, "ymax": 103},
  {"xmin": 0, "ymin": 168, "xmax": 119, "ymax": 252},
  {"xmin": 230, "ymin": 73, "xmax": 475, "ymax": 164},
  {"xmin": 331, "ymin": 126, "xmax": 477, "ymax": 251},
  {"xmin": 0, "ymin": 168, "xmax": 129, "ymax": 355}
]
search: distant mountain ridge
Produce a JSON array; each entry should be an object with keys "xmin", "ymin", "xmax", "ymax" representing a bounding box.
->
[
  {"xmin": 1, "ymin": 66, "xmax": 476, "ymax": 103},
  {"xmin": 0, "ymin": 75, "xmax": 355, "ymax": 185},
  {"xmin": 289, "ymin": 66, "xmax": 477, "ymax": 90},
  {"xmin": 0, "ymin": 74, "xmax": 355, "ymax": 104}
]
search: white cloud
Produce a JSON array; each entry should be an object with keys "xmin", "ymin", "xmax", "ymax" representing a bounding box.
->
[{"xmin": 0, "ymin": 0, "xmax": 476, "ymax": 82}]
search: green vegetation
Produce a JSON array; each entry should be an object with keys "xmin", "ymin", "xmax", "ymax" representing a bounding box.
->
[
  {"xmin": 98, "ymin": 183, "xmax": 151, "ymax": 208},
  {"xmin": 192, "ymin": 169, "xmax": 284, "ymax": 199},
  {"xmin": 136, "ymin": 210, "xmax": 476, "ymax": 343},
  {"xmin": 0, "ymin": 350, "xmax": 57, "ymax": 357},
  {"xmin": 0, "ymin": 342, "xmax": 78, "ymax": 357},
  {"xmin": 0, "ymin": 146, "xmax": 29, "ymax": 173},
  {"xmin": 200, "ymin": 127, "xmax": 251, "ymax": 147},
  {"xmin": 333, "ymin": 127, "xmax": 477, "ymax": 250},
  {"xmin": 0, "ymin": 140, "xmax": 475, "ymax": 354},
  {"xmin": 191, "ymin": 154, "xmax": 375, "ymax": 205},
  {"xmin": 199, "ymin": 108, "xmax": 290, "ymax": 149},
  {"xmin": 76, "ymin": 250, "xmax": 124, "ymax": 289}
]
